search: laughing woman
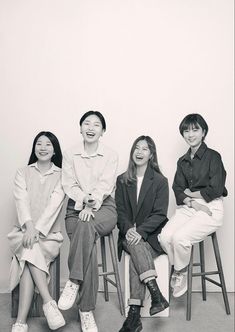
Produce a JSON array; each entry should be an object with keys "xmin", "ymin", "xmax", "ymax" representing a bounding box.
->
[
  {"xmin": 159, "ymin": 114, "xmax": 228, "ymax": 298},
  {"xmin": 58, "ymin": 111, "xmax": 118, "ymax": 332},
  {"xmin": 8, "ymin": 131, "xmax": 65, "ymax": 332},
  {"xmin": 116, "ymin": 135, "xmax": 169, "ymax": 332}
]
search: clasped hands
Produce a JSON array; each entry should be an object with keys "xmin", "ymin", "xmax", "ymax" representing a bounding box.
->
[
  {"xmin": 22, "ymin": 220, "xmax": 39, "ymax": 249},
  {"xmin": 79, "ymin": 194, "xmax": 96, "ymax": 222},
  {"xmin": 184, "ymin": 188, "xmax": 212, "ymax": 216},
  {"xmin": 126, "ymin": 227, "xmax": 142, "ymax": 245}
]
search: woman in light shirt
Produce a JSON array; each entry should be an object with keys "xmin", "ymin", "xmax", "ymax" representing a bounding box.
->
[
  {"xmin": 58, "ymin": 111, "xmax": 118, "ymax": 332},
  {"xmin": 8, "ymin": 131, "xmax": 65, "ymax": 332},
  {"xmin": 115, "ymin": 136, "xmax": 169, "ymax": 332}
]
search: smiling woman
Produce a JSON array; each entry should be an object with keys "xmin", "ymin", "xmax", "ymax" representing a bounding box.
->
[{"xmin": 58, "ymin": 111, "xmax": 118, "ymax": 332}]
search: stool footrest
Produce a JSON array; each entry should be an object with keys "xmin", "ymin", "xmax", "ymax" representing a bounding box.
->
[
  {"xmin": 204, "ymin": 277, "xmax": 222, "ymax": 288},
  {"xmin": 192, "ymin": 271, "xmax": 219, "ymax": 277},
  {"xmin": 99, "ymin": 271, "xmax": 115, "ymax": 277}
]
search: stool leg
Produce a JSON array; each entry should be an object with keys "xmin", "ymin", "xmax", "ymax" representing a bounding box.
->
[
  {"xmin": 186, "ymin": 246, "xmax": 194, "ymax": 321},
  {"xmin": 211, "ymin": 233, "xmax": 230, "ymax": 315},
  {"xmin": 108, "ymin": 232, "xmax": 125, "ymax": 316},
  {"xmin": 100, "ymin": 237, "xmax": 109, "ymax": 301},
  {"xmin": 199, "ymin": 241, "xmax": 206, "ymax": 301}
]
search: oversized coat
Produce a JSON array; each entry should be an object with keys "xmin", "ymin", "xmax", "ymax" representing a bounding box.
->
[{"xmin": 115, "ymin": 165, "xmax": 169, "ymax": 261}]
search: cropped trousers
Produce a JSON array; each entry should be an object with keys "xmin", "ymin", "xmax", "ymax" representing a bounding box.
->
[
  {"xmin": 65, "ymin": 197, "xmax": 117, "ymax": 311},
  {"xmin": 159, "ymin": 198, "xmax": 223, "ymax": 271}
]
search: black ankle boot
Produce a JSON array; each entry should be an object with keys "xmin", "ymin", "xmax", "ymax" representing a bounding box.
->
[
  {"xmin": 119, "ymin": 305, "xmax": 142, "ymax": 332},
  {"xmin": 146, "ymin": 279, "xmax": 169, "ymax": 316}
]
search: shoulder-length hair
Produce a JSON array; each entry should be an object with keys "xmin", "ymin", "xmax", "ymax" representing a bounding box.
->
[
  {"xmin": 28, "ymin": 131, "xmax": 62, "ymax": 168},
  {"xmin": 123, "ymin": 135, "xmax": 162, "ymax": 185}
]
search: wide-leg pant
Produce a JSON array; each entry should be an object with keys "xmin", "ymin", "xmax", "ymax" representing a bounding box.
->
[
  {"xmin": 65, "ymin": 196, "xmax": 117, "ymax": 311},
  {"xmin": 123, "ymin": 239, "xmax": 160, "ymax": 306},
  {"xmin": 159, "ymin": 198, "xmax": 223, "ymax": 271}
]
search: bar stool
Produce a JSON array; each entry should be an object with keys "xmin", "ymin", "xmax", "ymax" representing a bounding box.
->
[
  {"xmin": 98, "ymin": 230, "xmax": 125, "ymax": 316},
  {"xmin": 11, "ymin": 254, "xmax": 60, "ymax": 317},
  {"xmin": 187, "ymin": 232, "xmax": 230, "ymax": 320}
]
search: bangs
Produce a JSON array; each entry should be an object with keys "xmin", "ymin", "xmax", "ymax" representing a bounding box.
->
[{"xmin": 181, "ymin": 120, "xmax": 200, "ymax": 132}]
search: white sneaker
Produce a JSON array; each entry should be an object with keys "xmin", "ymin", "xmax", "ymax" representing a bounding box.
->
[
  {"xmin": 58, "ymin": 280, "xmax": 79, "ymax": 310},
  {"xmin": 173, "ymin": 271, "xmax": 188, "ymax": 297},
  {"xmin": 11, "ymin": 322, "xmax": 28, "ymax": 332},
  {"xmin": 43, "ymin": 300, "xmax": 65, "ymax": 330},
  {"xmin": 79, "ymin": 310, "xmax": 98, "ymax": 332},
  {"xmin": 170, "ymin": 271, "xmax": 178, "ymax": 288}
]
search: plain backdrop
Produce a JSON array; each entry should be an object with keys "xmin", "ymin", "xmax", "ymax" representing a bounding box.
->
[{"xmin": 0, "ymin": 0, "xmax": 234, "ymax": 293}]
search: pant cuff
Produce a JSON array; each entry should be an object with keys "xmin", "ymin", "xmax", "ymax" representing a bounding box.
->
[
  {"xmin": 128, "ymin": 298, "xmax": 143, "ymax": 306},
  {"xmin": 139, "ymin": 269, "xmax": 157, "ymax": 282}
]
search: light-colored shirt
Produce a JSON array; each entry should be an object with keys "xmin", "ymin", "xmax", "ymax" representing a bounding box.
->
[
  {"xmin": 62, "ymin": 142, "xmax": 119, "ymax": 211},
  {"xmin": 137, "ymin": 175, "xmax": 144, "ymax": 201},
  {"xmin": 14, "ymin": 162, "xmax": 65, "ymax": 236}
]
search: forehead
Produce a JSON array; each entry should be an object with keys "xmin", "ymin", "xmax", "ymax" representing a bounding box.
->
[
  {"xmin": 136, "ymin": 140, "xmax": 149, "ymax": 148},
  {"xmin": 36, "ymin": 135, "xmax": 52, "ymax": 143},
  {"xmin": 83, "ymin": 114, "xmax": 102, "ymax": 123}
]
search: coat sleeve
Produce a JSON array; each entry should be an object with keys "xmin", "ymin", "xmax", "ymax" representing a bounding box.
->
[
  {"xmin": 172, "ymin": 160, "xmax": 188, "ymax": 205},
  {"xmin": 115, "ymin": 177, "xmax": 133, "ymax": 236},
  {"xmin": 137, "ymin": 177, "xmax": 169, "ymax": 240}
]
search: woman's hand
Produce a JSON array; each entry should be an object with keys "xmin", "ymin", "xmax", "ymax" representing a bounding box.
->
[
  {"xmin": 22, "ymin": 221, "xmax": 39, "ymax": 249},
  {"xmin": 184, "ymin": 188, "xmax": 193, "ymax": 196},
  {"xmin": 191, "ymin": 200, "xmax": 212, "ymax": 216},
  {"xmin": 83, "ymin": 194, "xmax": 96, "ymax": 208},
  {"xmin": 79, "ymin": 206, "xmax": 95, "ymax": 222},
  {"xmin": 126, "ymin": 227, "xmax": 142, "ymax": 245}
]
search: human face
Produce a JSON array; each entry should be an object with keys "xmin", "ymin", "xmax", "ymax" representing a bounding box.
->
[
  {"xmin": 132, "ymin": 140, "xmax": 152, "ymax": 167},
  {"xmin": 183, "ymin": 124, "xmax": 205, "ymax": 149},
  {"xmin": 35, "ymin": 135, "xmax": 54, "ymax": 163},
  {"xmin": 80, "ymin": 114, "xmax": 104, "ymax": 143}
]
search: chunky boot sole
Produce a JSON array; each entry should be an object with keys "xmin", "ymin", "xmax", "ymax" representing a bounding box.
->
[
  {"xmin": 134, "ymin": 323, "xmax": 143, "ymax": 332},
  {"xmin": 150, "ymin": 298, "xmax": 169, "ymax": 316}
]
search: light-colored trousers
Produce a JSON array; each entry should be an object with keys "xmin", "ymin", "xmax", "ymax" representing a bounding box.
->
[{"xmin": 159, "ymin": 198, "xmax": 224, "ymax": 271}]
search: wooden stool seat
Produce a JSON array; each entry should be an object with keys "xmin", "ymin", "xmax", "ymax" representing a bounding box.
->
[
  {"xmin": 187, "ymin": 232, "xmax": 230, "ymax": 320},
  {"xmin": 11, "ymin": 254, "xmax": 60, "ymax": 317},
  {"xmin": 98, "ymin": 230, "xmax": 125, "ymax": 316}
]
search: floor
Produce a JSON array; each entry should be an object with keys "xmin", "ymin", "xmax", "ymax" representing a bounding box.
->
[{"xmin": 1, "ymin": 292, "xmax": 234, "ymax": 332}]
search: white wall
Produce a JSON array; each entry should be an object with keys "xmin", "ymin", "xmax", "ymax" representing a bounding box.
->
[{"xmin": 0, "ymin": 0, "xmax": 234, "ymax": 293}]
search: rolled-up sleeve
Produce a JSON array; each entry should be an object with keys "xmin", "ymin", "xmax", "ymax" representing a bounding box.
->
[
  {"xmin": 92, "ymin": 151, "xmax": 118, "ymax": 210},
  {"xmin": 200, "ymin": 153, "xmax": 227, "ymax": 202}
]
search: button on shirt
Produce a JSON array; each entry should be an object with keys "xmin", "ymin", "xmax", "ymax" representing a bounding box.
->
[
  {"xmin": 14, "ymin": 163, "xmax": 65, "ymax": 236},
  {"xmin": 62, "ymin": 142, "xmax": 119, "ymax": 211},
  {"xmin": 173, "ymin": 142, "xmax": 228, "ymax": 205}
]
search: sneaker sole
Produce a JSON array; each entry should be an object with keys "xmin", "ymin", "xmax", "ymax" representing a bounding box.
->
[
  {"xmin": 173, "ymin": 285, "xmax": 187, "ymax": 298},
  {"xmin": 48, "ymin": 319, "xmax": 66, "ymax": 330}
]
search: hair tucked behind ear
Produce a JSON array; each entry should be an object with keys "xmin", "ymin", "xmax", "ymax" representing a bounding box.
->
[{"xmin": 123, "ymin": 135, "xmax": 162, "ymax": 185}]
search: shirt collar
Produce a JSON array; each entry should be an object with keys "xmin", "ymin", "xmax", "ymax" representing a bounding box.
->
[
  {"xmin": 182, "ymin": 142, "xmax": 207, "ymax": 161},
  {"xmin": 29, "ymin": 162, "xmax": 60, "ymax": 174},
  {"xmin": 73, "ymin": 142, "xmax": 105, "ymax": 157}
]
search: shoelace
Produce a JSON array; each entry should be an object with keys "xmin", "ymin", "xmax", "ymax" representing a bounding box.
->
[
  {"xmin": 81, "ymin": 312, "xmax": 96, "ymax": 329},
  {"xmin": 174, "ymin": 273, "xmax": 183, "ymax": 287},
  {"xmin": 47, "ymin": 301, "xmax": 61, "ymax": 318},
  {"xmin": 62, "ymin": 283, "xmax": 77, "ymax": 300}
]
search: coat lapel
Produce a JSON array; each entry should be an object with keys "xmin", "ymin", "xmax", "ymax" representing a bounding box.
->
[{"xmin": 136, "ymin": 166, "xmax": 154, "ymax": 215}]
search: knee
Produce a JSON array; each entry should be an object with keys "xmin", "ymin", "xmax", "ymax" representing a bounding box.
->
[
  {"xmin": 158, "ymin": 230, "xmax": 172, "ymax": 247},
  {"xmin": 172, "ymin": 233, "xmax": 191, "ymax": 249}
]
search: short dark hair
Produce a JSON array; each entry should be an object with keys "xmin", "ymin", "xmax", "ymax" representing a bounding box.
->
[
  {"xmin": 179, "ymin": 113, "xmax": 208, "ymax": 140},
  {"xmin": 79, "ymin": 111, "xmax": 106, "ymax": 131},
  {"xmin": 28, "ymin": 131, "xmax": 62, "ymax": 168}
]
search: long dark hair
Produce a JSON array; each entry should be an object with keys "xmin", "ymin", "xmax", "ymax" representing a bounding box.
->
[
  {"xmin": 28, "ymin": 131, "xmax": 62, "ymax": 168},
  {"xmin": 123, "ymin": 135, "xmax": 162, "ymax": 185}
]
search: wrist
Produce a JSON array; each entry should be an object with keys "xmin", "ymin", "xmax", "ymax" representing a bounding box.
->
[{"xmin": 187, "ymin": 199, "xmax": 194, "ymax": 208}]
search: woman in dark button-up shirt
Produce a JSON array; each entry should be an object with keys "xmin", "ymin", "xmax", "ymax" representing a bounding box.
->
[{"xmin": 159, "ymin": 113, "xmax": 227, "ymax": 299}]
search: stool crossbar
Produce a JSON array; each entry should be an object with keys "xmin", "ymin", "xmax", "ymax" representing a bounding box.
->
[{"xmin": 187, "ymin": 232, "xmax": 230, "ymax": 320}]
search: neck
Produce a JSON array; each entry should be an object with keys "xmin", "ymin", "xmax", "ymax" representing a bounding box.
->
[
  {"xmin": 190, "ymin": 142, "xmax": 202, "ymax": 157},
  {"xmin": 136, "ymin": 164, "xmax": 147, "ymax": 177},
  {"xmin": 37, "ymin": 160, "xmax": 52, "ymax": 173},
  {"xmin": 84, "ymin": 141, "xmax": 99, "ymax": 155}
]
